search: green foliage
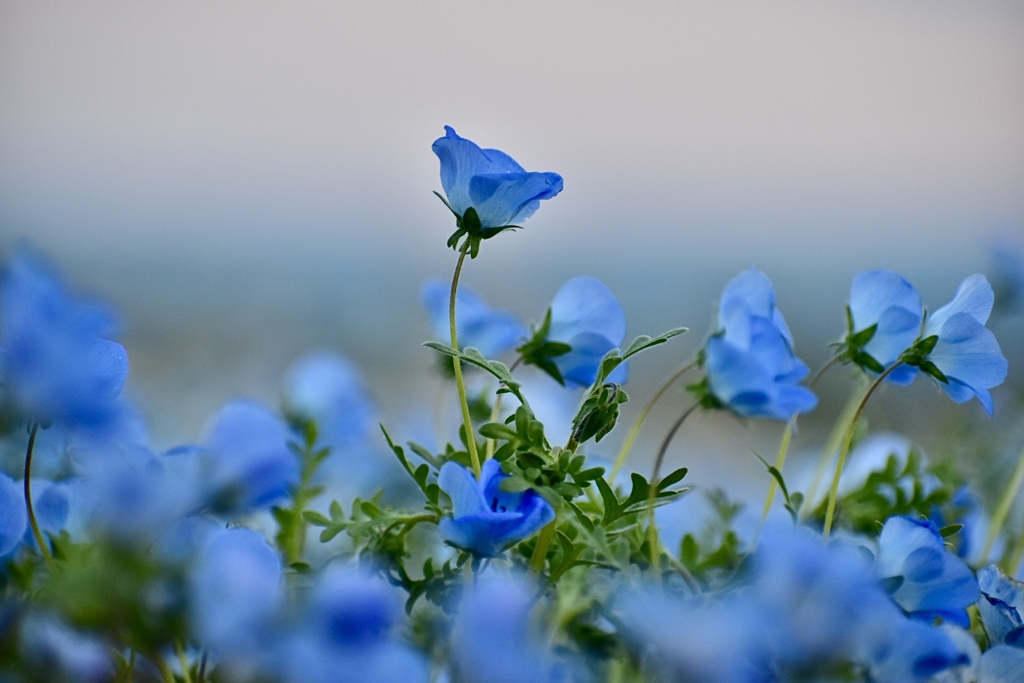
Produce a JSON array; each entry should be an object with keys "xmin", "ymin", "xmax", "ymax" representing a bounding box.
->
[{"xmin": 272, "ymin": 418, "xmax": 330, "ymax": 567}]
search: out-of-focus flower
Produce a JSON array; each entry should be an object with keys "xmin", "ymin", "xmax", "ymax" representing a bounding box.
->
[
  {"xmin": 0, "ymin": 472, "xmax": 28, "ymax": 556},
  {"xmin": 0, "ymin": 251, "xmax": 128, "ymax": 428},
  {"xmin": 277, "ymin": 566, "xmax": 428, "ymax": 683},
  {"xmin": 284, "ymin": 350, "xmax": 376, "ymax": 444},
  {"xmin": 874, "ymin": 516, "xmax": 979, "ymax": 627},
  {"xmin": 861, "ymin": 612, "xmax": 970, "ymax": 683},
  {"xmin": 979, "ymin": 645, "xmax": 1024, "ymax": 682},
  {"xmin": 20, "ymin": 613, "xmax": 112, "ymax": 683},
  {"xmin": 201, "ymin": 400, "xmax": 299, "ymax": 513},
  {"xmin": 703, "ymin": 269, "xmax": 817, "ymax": 420},
  {"xmin": 432, "ymin": 126, "xmax": 563, "ymax": 232},
  {"xmin": 988, "ymin": 238, "xmax": 1024, "ymax": 312},
  {"xmin": 919, "ymin": 274, "xmax": 1007, "ymax": 416},
  {"xmin": 420, "ymin": 280, "xmax": 526, "ymax": 358},
  {"xmin": 189, "ymin": 527, "xmax": 282, "ymax": 658},
  {"xmin": 846, "ymin": 270, "xmax": 924, "ymax": 385},
  {"xmin": 976, "ymin": 564, "xmax": 1024, "ymax": 647},
  {"xmin": 545, "ymin": 276, "xmax": 627, "ymax": 387},
  {"xmin": 437, "ymin": 459, "xmax": 554, "ymax": 557}
]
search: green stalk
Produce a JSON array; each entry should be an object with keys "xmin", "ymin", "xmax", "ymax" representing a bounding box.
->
[
  {"xmin": 981, "ymin": 443, "xmax": 1024, "ymax": 565},
  {"xmin": 23, "ymin": 423, "xmax": 54, "ymax": 567},
  {"xmin": 760, "ymin": 416, "xmax": 795, "ymax": 524},
  {"xmin": 647, "ymin": 403, "xmax": 699, "ymax": 572},
  {"xmin": 450, "ymin": 240, "xmax": 481, "ymax": 478}
]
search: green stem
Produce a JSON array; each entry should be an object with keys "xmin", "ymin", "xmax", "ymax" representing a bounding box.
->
[
  {"xmin": 153, "ymin": 653, "xmax": 176, "ymax": 683},
  {"xmin": 801, "ymin": 380, "xmax": 866, "ymax": 518},
  {"xmin": 175, "ymin": 642, "xmax": 193, "ymax": 683},
  {"xmin": 484, "ymin": 356, "xmax": 523, "ymax": 461},
  {"xmin": 760, "ymin": 416, "xmax": 796, "ymax": 525},
  {"xmin": 450, "ymin": 240, "xmax": 481, "ymax": 478},
  {"xmin": 822, "ymin": 363, "xmax": 899, "ymax": 539},
  {"xmin": 1008, "ymin": 530, "xmax": 1024, "ymax": 576},
  {"xmin": 23, "ymin": 423, "xmax": 54, "ymax": 566},
  {"xmin": 647, "ymin": 403, "xmax": 699, "ymax": 572},
  {"xmin": 530, "ymin": 520, "xmax": 557, "ymax": 574},
  {"xmin": 981, "ymin": 443, "xmax": 1024, "ymax": 565},
  {"xmin": 608, "ymin": 360, "xmax": 697, "ymax": 485}
]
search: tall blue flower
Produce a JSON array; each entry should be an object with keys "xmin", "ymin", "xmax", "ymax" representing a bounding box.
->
[
  {"xmin": 420, "ymin": 279, "xmax": 526, "ymax": 358},
  {"xmin": 703, "ymin": 269, "xmax": 816, "ymax": 420},
  {"xmin": 0, "ymin": 251, "xmax": 128, "ymax": 428},
  {"xmin": 546, "ymin": 276, "xmax": 627, "ymax": 387},
  {"xmin": 919, "ymin": 274, "xmax": 1007, "ymax": 416},
  {"xmin": 437, "ymin": 459, "xmax": 555, "ymax": 557},
  {"xmin": 874, "ymin": 516, "xmax": 979, "ymax": 627},
  {"xmin": 432, "ymin": 126, "xmax": 563, "ymax": 234},
  {"xmin": 846, "ymin": 270, "xmax": 924, "ymax": 385}
]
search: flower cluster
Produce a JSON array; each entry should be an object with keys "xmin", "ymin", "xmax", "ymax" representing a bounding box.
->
[{"xmin": 0, "ymin": 127, "xmax": 1020, "ymax": 683}]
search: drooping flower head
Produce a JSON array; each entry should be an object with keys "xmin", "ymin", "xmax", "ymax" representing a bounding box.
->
[
  {"xmin": 432, "ymin": 126, "xmax": 563, "ymax": 244},
  {"xmin": 701, "ymin": 269, "xmax": 817, "ymax": 420},
  {"xmin": 437, "ymin": 459, "xmax": 555, "ymax": 557},
  {"xmin": 845, "ymin": 270, "xmax": 924, "ymax": 385},
  {"xmin": 0, "ymin": 251, "xmax": 128, "ymax": 428},
  {"xmin": 420, "ymin": 279, "xmax": 527, "ymax": 358},
  {"xmin": 917, "ymin": 274, "xmax": 1008, "ymax": 416}
]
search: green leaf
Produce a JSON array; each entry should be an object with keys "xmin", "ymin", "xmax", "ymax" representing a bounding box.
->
[
  {"xmin": 939, "ymin": 523, "xmax": 963, "ymax": 538},
  {"xmin": 302, "ymin": 511, "xmax": 332, "ymax": 527}
]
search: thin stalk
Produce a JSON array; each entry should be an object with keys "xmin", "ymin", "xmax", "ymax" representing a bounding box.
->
[
  {"xmin": 801, "ymin": 382, "xmax": 866, "ymax": 517},
  {"xmin": 608, "ymin": 360, "xmax": 697, "ymax": 485},
  {"xmin": 153, "ymin": 653, "xmax": 176, "ymax": 683},
  {"xmin": 759, "ymin": 417, "xmax": 796, "ymax": 525},
  {"xmin": 23, "ymin": 423, "xmax": 54, "ymax": 566},
  {"xmin": 175, "ymin": 642, "xmax": 193, "ymax": 683},
  {"xmin": 450, "ymin": 240, "xmax": 481, "ymax": 478},
  {"xmin": 484, "ymin": 356, "xmax": 523, "ymax": 461},
  {"xmin": 822, "ymin": 363, "xmax": 899, "ymax": 539},
  {"xmin": 981, "ymin": 443, "xmax": 1024, "ymax": 565},
  {"xmin": 1008, "ymin": 530, "xmax": 1024, "ymax": 577},
  {"xmin": 647, "ymin": 403, "xmax": 699, "ymax": 572}
]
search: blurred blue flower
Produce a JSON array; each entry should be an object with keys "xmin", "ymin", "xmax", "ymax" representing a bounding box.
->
[
  {"xmin": 433, "ymin": 126, "xmax": 563, "ymax": 231},
  {"xmin": 547, "ymin": 276, "xmax": 627, "ymax": 387},
  {"xmin": 704, "ymin": 269, "xmax": 817, "ymax": 420},
  {"xmin": 977, "ymin": 564, "xmax": 1024, "ymax": 647},
  {"xmin": 847, "ymin": 270, "xmax": 924, "ymax": 385},
  {"xmin": 988, "ymin": 238, "xmax": 1024, "ymax": 312},
  {"xmin": 20, "ymin": 613, "xmax": 112, "ymax": 682},
  {"xmin": 862, "ymin": 613, "xmax": 969, "ymax": 683},
  {"xmin": 284, "ymin": 350, "xmax": 377, "ymax": 445},
  {"xmin": 202, "ymin": 400, "xmax": 299, "ymax": 513},
  {"xmin": 0, "ymin": 251, "xmax": 128, "ymax": 428},
  {"xmin": 420, "ymin": 279, "xmax": 526, "ymax": 358},
  {"xmin": 920, "ymin": 274, "xmax": 1008, "ymax": 416},
  {"xmin": 438, "ymin": 459, "xmax": 555, "ymax": 557},
  {"xmin": 190, "ymin": 527, "xmax": 283, "ymax": 658},
  {"xmin": 21, "ymin": 480, "xmax": 71, "ymax": 553},
  {"xmin": 0, "ymin": 472, "xmax": 28, "ymax": 556},
  {"xmin": 874, "ymin": 516, "xmax": 979, "ymax": 627},
  {"xmin": 979, "ymin": 645, "xmax": 1024, "ymax": 682}
]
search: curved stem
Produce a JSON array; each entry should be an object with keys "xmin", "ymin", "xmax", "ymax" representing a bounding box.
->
[
  {"xmin": 982, "ymin": 443, "xmax": 1024, "ymax": 565},
  {"xmin": 647, "ymin": 403, "xmax": 699, "ymax": 571},
  {"xmin": 450, "ymin": 241, "xmax": 481, "ymax": 478},
  {"xmin": 608, "ymin": 360, "xmax": 697, "ymax": 485},
  {"xmin": 23, "ymin": 423, "xmax": 54, "ymax": 566},
  {"xmin": 801, "ymin": 380, "xmax": 866, "ymax": 517},
  {"xmin": 822, "ymin": 363, "xmax": 900, "ymax": 539}
]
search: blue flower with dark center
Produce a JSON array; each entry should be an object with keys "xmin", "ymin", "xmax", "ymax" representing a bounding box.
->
[
  {"xmin": 437, "ymin": 459, "xmax": 555, "ymax": 557},
  {"xmin": 704, "ymin": 269, "xmax": 816, "ymax": 420},
  {"xmin": 432, "ymin": 126, "xmax": 563, "ymax": 232},
  {"xmin": 920, "ymin": 274, "xmax": 1007, "ymax": 416}
]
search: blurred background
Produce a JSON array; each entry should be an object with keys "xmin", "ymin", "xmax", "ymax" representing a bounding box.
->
[{"xmin": 2, "ymin": 1, "xmax": 1022, "ymax": 498}]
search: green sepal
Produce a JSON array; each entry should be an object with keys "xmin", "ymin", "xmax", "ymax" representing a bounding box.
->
[
  {"xmin": 570, "ymin": 383, "xmax": 628, "ymax": 445},
  {"xmin": 847, "ymin": 322, "xmax": 878, "ymax": 351}
]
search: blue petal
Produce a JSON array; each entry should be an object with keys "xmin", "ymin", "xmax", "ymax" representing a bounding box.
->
[
  {"xmin": 468, "ymin": 172, "xmax": 564, "ymax": 228},
  {"xmin": 432, "ymin": 126, "xmax": 524, "ymax": 217},
  {"xmin": 548, "ymin": 277, "xmax": 626, "ymax": 349},
  {"xmin": 979, "ymin": 645, "xmax": 1024, "ymax": 683},
  {"xmin": 0, "ymin": 473, "xmax": 28, "ymax": 556},
  {"xmin": 925, "ymin": 273, "xmax": 995, "ymax": 335},
  {"xmin": 438, "ymin": 462, "xmax": 489, "ymax": 518},
  {"xmin": 718, "ymin": 269, "xmax": 776, "ymax": 323}
]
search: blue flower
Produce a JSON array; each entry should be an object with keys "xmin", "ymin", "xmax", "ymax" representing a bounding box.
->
[
  {"xmin": 0, "ymin": 251, "xmax": 128, "ymax": 428},
  {"xmin": 920, "ymin": 274, "xmax": 1008, "ymax": 416},
  {"xmin": 976, "ymin": 564, "xmax": 1024, "ymax": 647},
  {"xmin": 432, "ymin": 126, "xmax": 563, "ymax": 232},
  {"xmin": 0, "ymin": 473, "xmax": 28, "ymax": 556},
  {"xmin": 437, "ymin": 459, "xmax": 555, "ymax": 557},
  {"xmin": 847, "ymin": 270, "xmax": 924, "ymax": 385},
  {"xmin": 202, "ymin": 400, "xmax": 300, "ymax": 513},
  {"xmin": 704, "ymin": 269, "xmax": 817, "ymax": 420},
  {"xmin": 874, "ymin": 516, "xmax": 979, "ymax": 627},
  {"xmin": 546, "ymin": 276, "xmax": 627, "ymax": 387},
  {"xmin": 420, "ymin": 279, "xmax": 527, "ymax": 358},
  {"xmin": 283, "ymin": 350, "xmax": 376, "ymax": 446}
]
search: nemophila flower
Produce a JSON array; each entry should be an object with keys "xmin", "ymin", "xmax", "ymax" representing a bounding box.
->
[
  {"xmin": 19, "ymin": 613, "xmax": 113, "ymax": 682},
  {"xmin": 432, "ymin": 126, "xmax": 563, "ymax": 235},
  {"xmin": 0, "ymin": 251, "xmax": 128, "ymax": 428},
  {"xmin": 874, "ymin": 516, "xmax": 979, "ymax": 627},
  {"xmin": 284, "ymin": 350, "xmax": 376, "ymax": 445},
  {"xmin": 976, "ymin": 564, "xmax": 1024, "ymax": 647},
  {"xmin": 703, "ymin": 269, "xmax": 816, "ymax": 420},
  {"xmin": 846, "ymin": 270, "xmax": 924, "ymax": 385},
  {"xmin": 861, "ymin": 613, "xmax": 969, "ymax": 683},
  {"xmin": 190, "ymin": 527, "xmax": 283, "ymax": 658},
  {"xmin": 547, "ymin": 276, "xmax": 627, "ymax": 387},
  {"xmin": 277, "ymin": 566, "xmax": 428, "ymax": 683},
  {"xmin": 420, "ymin": 279, "xmax": 527, "ymax": 358},
  {"xmin": 0, "ymin": 472, "xmax": 28, "ymax": 556},
  {"xmin": 437, "ymin": 459, "xmax": 555, "ymax": 557},
  {"xmin": 988, "ymin": 238, "xmax": 1024, "ymax": 311},
  {"xmin": 979, "ymin": 645, "xmax": 1024, "ymax": 682},
  {"xmin": 22, "ymin": 481, "xmax": 70, "ymax": 552},
  {"xmin": 202, "ymin": 400, "xmax": 299, "ymax": 513},
  {"xmin": 918, "ymin": 274, "xmax": 1008, "ymax": 416}
]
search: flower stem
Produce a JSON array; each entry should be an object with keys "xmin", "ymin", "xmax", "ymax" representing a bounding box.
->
[
  {"xmin": 608, "ymin": 360, "xmax": 697, "ymax": 486},
  {"xmin": 450, "ymin": 240, "xmax": 481, "ymax": 478},
  {"xmin": 822, "ymin": 363, "xmax": 899, "ymax": 539},
  {"xmin": 647, "ymin": 403, "xmax": 699, "ymax": 572},
  {"xmin": 484, "ymin": 356, "xmax": 523, "ymax": 462},
  {"xmin": 981, "ymin": 442, "xmax": 1024, "ymax": 565},
  {"xmin": 801, "ymin": 381, "xmax": 866, "ymax": 518},
  {"xmin": 23, "ymin": 423, "xmax": 54, "ymax": 567},
  {"xmin": 759, "ymin": 416, "xmax": 796, "ymax": 524}
]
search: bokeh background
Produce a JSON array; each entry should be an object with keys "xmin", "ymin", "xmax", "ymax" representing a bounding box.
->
[{"xmin": 2, "ymin": 2, "xmax": 1022, "ymax": 499}]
